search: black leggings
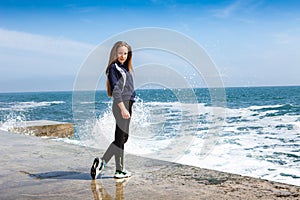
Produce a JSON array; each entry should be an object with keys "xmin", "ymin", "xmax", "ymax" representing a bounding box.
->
[{"xmin": 102, "ymin": 100, "xmax": 133, "ymax": 171}]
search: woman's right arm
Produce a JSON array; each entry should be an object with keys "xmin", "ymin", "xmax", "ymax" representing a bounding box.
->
[
  {"xmin": 108, "ymin": 66, "xmax": 122, "ymax": 104},
  {"xmin": 108, "ymin": 66, "xmax": 130, "ymax": 119}
]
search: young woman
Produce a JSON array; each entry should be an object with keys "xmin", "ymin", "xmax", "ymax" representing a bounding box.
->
[{"xmin": 91, "ymin": 41, "xmax": 136, "ymax": 179}]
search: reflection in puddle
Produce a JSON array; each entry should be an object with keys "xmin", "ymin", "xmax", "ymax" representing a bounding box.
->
[{"xmin": 91, "ymin": 179, "xmax": 129, "ymax": 200}]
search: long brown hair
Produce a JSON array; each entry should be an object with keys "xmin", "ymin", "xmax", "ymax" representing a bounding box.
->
[{"xmin": 106, "ymin": 41, "xmax": 133, "ymax": 97}]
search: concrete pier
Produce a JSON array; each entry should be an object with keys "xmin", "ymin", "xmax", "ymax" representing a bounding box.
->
[
  {"xmin": 8, "ymin": 120, "xmax": 74, "ymax": 138},
  {"xmin": 0, "ymin": 130, "xmax": 299, "ymax": 199}
]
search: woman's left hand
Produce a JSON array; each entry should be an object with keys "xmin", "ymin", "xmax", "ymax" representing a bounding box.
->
[
  {"xmin": 121, "ymin": 109, "xmax": 131, "ymax": 119},
  {"xmin": 118, "ymin": 102, "xmax": 131, "ymax": 119}
]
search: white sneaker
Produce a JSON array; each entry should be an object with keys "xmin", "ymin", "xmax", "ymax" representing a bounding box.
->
[{"xmin": 114, "ymin": 169, "xmax": 132, "ymax": 179}]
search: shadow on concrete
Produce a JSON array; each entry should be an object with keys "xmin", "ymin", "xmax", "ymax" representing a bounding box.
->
[{"xmin": 20, "ymin": 170, "xmax": 113, "ymax": 180}]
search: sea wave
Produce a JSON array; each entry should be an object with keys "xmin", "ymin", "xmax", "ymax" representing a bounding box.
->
[
  {"xmin": 0, "ymin": 101, "xmax": 65, "ymax": 111},
  {"xmin": 75, "ymin": 100, "xmax": 300, "ymax": 186}
]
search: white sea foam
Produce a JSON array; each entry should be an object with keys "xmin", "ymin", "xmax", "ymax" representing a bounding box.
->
[
  {"xmin": 59, "ymin": 100, "xmax": 300, "ymax": 186},
  {"xmin": 248, "ymin": 104, "xmax": 285, "ymax": 110},
  {"xmin": 79, "ymin": 101, "xmax": 95, "ymax": 105},
  {"xmin": 0, "ymin": 101, "xmax": 65, "ymax": 111},
  {"xmin": 0, "ymin": 101, "xmax": 65, "ymax": 131},
  {"xmin": 0, "ymin": 112, "xmax": 27, "ymax": 131}
]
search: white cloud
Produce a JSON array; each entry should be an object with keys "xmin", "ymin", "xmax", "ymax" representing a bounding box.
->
[
  {"xmin": 237, "ymin": 18, "xmax": 255, "ymax": 24},
  {"xmin": 0, "ymin": 28, "xmax": 96, "ymax": 92},
  {"xmin": 212, "ymin": 0, "xmax": 264, "ymax": 19},
  {"xmin": 212, "ymin": 0, "xmax": 242, "ymax": 18},
  {"xmin": 273, "ymin": 29, "xmax": 300, "ymax": 45},
  {"xmin": 0, "ymin": 28, "xmax": 94, "ymax": 57}
]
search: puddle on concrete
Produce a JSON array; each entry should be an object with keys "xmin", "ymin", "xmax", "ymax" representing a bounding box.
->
[
  {"xmin": 20, "ymin": 170, "xmax": 131, "ymax": 199},
  {"xmin": 91, "ymin": 178, "xmax": 130, "ymax": 200}
]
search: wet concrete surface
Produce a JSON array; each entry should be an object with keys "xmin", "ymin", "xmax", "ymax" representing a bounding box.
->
[{"xmin": 0, "ymin": 130, "xmax": 299, "ymax": 200}]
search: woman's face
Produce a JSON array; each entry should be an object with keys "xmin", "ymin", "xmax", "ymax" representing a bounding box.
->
[{"xmin": 117, "ymin": 46, "xmax": 128, "ymax": 65}]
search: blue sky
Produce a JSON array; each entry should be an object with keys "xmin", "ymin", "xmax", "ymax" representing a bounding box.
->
[{"xmin": 0, "ymin": 0, "xmax": 300, "ymax": 92}]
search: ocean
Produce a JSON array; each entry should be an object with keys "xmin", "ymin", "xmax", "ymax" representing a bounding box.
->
[{"xmin": 0, "ymin": 86, "xmax": 299, "ymax": 186}]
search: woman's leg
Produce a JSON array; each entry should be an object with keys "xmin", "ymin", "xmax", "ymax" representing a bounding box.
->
[
  {"xmin": 113, "ymin": 101, "xmax": 132, "ymax": 171},
  {"xmin": 102, "ymin": 101, "xmax": 133, "ymax": 171}
]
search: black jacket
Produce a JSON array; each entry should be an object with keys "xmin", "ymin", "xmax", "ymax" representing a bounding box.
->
[{"xmin": 108, "ymin": 61, "xmax": 136, "ymax": 103}]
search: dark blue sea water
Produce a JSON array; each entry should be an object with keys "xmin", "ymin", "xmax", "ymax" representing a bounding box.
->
[{"xmin": 0, "ymin": 86, "xmax": 299, "ymax": 186}]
